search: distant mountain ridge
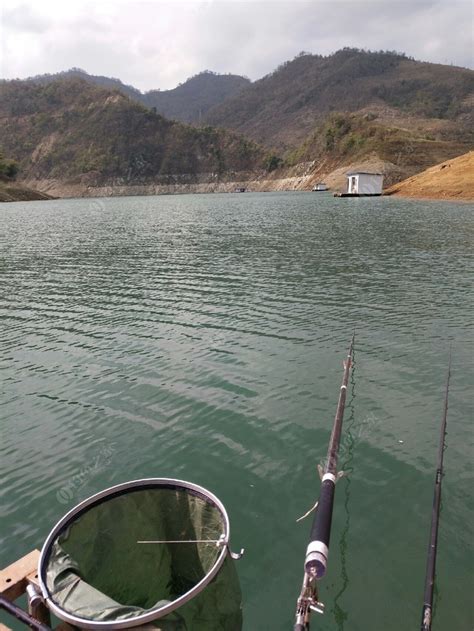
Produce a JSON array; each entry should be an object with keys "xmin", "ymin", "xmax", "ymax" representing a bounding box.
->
[
  {"xmin": 24, "ymin": 68, "xmax": 144, "ymax": 99},
  {"xmin": 204, "ymin": 49, "xmax": 474, "ymax": 152},
  {"xmin": 12, "ymin": 50, "xmax": 474, "ymax": 156},
  {"xmin": 142, "ymin": 72, "xmax": 251, "ymax": 123},
  {"xmin": 17, "ymin": 68, "xmax": 251, "ymax": 124}
]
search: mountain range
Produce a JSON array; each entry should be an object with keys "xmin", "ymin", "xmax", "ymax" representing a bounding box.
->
[
  {"xmin": 1, "ymin": 48, "xmax": 473, "ymax": 198},
  {"xmin": 26, "ymin": 68, "xmax": 251, "ymax": 124}
]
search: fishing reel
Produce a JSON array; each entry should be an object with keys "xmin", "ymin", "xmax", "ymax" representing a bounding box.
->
[{"xmin": 294, "ymin": 573, "xmax": 325, "ymax": 630}]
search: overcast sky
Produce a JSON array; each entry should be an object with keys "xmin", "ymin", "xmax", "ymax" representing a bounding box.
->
[{"xmin": 1, "ymin": 0, "xmax": 472, "ymax": 91}]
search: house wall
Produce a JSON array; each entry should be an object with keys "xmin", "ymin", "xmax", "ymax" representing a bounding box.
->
[
  {"xmin": 347, "ymin": 174, "xmax": 383, "ymax": 194},
  {"xmin": 357, "ymin": 174, "xmax": 383, "ymax": 194}
]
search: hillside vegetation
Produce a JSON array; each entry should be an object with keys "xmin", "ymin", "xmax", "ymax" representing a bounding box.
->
[
  {"xmin": 0, "ymin": 150, "xmax": 19, "ymax": 179},
  {"xmin": 285, "ymin": 110, "xmax": 470, "ymax": 183},
  {"xmin": 205, "ymin": 49, "xmax": 474, "ymax": 153},
  {"xmin": 0, "ymin": 78, "xmax": 270, "ymax": 184},
  {"xmin": 20, "ymin": 68, "xmax": 250, "ymax": 124}
]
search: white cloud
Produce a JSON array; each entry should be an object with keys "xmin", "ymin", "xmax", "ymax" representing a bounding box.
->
[{"xmin": 0, "ymin": 0, "xmax": 472, "ymax": 89}]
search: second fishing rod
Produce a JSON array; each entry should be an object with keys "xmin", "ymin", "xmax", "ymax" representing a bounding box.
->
[{"xmin": 420, "ymin": 355, "xmax": 451, "ymax": 631}]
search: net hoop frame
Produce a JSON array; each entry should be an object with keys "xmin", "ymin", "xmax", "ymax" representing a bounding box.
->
[{"xmin": 38, "ymin": 478, "xmax": 231, "ymax": 630}]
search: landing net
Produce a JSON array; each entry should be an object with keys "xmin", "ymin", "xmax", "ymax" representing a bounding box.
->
[{"xmin": 38, "ymin": 479, "xmax": 242, "ymax": 630}]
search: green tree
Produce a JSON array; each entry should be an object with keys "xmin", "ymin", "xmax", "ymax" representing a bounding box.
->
[
  {"xmin": 265, "ymin": 154, "xmax": 282, "ymax": 172},
  {"xmin": 0, "ymin": 151, "xmax": 19, "ymax": 179}
]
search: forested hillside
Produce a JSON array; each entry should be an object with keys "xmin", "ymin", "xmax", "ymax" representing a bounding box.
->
[
  {"xmin": 204, "ymin": 49, "xmax": 474, "ymax": 153},
  {"xmin": 0, "ymin": 78, "xmax": 270, "ymax": 184},
  {"xmin": 19, "ymin": 68, "xmax": 250, "ymax": 125}
]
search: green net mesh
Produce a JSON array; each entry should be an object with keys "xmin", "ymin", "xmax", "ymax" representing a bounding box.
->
[{"xmin": 43, "ymin": 486, "xmax": 242, "ymax": 630}]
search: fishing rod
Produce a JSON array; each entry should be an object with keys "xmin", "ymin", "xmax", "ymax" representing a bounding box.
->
[
  {"xmin": 0, "ymin": 595, "xmax": 52, "ymax": 631},
  {"xmin": 420, "ymin": 357, "xmax": 451, "ymax": 631},
  {"xmin": 294, "ymin": 335, "xmax": 354, "ymax": 631}
]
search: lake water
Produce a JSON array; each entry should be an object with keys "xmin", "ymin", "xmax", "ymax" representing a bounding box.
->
[{"xmin": 1, "ymin": 192, "xmax": 473, "ymax": 630}]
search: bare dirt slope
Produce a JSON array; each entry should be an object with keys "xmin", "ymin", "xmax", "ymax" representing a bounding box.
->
[
  {"xmin": 0, "ymin": 181, "xmax": 54, "ymax": 202},
  {"xmin": 384, "ymin": 151, "xmax": 474, "ymax": 201}
]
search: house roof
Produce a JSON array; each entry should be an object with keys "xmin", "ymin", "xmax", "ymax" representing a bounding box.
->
[{"xmin": 346, "ymin": 172, "xmax": 383, "ymax": 176}]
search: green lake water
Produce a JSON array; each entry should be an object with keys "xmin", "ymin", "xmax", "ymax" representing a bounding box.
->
[{"xmin": 1, "ymin": 192, "xmax": 473, "ymax": 630}]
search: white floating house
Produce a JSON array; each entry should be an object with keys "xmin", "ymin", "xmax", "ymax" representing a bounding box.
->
[{"xmin": 346, "ymin": 172, "xmax": 384, "ymax": 196}]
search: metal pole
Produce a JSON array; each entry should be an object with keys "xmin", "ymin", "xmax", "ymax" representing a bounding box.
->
[{"xmin": 0, "ymin": 594, "xmax": 52, "ymax": 631}]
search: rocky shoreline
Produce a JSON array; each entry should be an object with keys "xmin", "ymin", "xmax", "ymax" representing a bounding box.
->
[
  {"xmin": 9, "ymin": 152, "xmax": 473, "ymax": 202},
  {"xmin": 17, "ymin": 155, "xmax": 407, "ymax": 199}
]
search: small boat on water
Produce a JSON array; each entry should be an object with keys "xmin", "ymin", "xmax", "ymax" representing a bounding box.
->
[{"xmin": 312, "ymin": 183, "xmax": 328, "ymax": 191}]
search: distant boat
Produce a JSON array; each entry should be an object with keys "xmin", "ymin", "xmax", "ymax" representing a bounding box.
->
[
  {"xmin": 312, "ymin": 183, "xmax": 328, "ymax": 191},
  {"xmin": 234, "ymin": 187, "xmax": 246, "ymax": 193}
]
